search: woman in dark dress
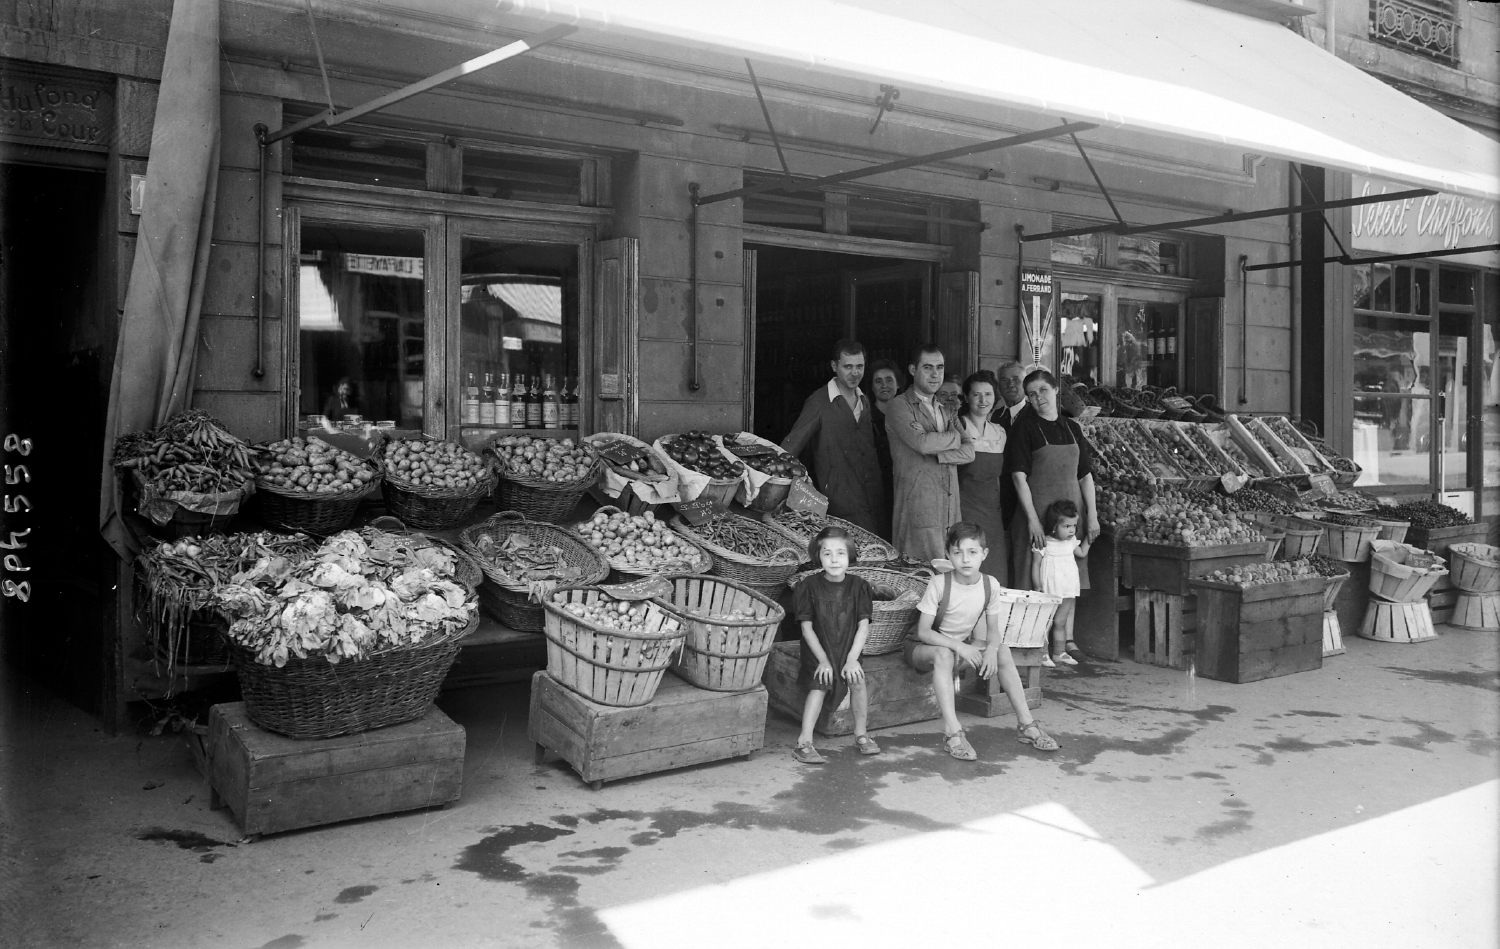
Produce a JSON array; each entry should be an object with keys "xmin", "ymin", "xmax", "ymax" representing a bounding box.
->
[
  {"xmin": 867, "ymin": 359, "xmax": 903, "ymax": 520},
  {"xmin": 957, "ymin": 370, "xmax": 1008, "ymax": 583}
]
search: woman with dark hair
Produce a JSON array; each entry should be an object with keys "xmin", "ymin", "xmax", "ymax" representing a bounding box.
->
[
  {"xmin": 867, "ymin": 358, "xmax": 903, "ymax": 515},
  {"xmin": 1005, "ymin": 369, "xmax": 1099, "ymax": 648},
  {"xmin": 957, "ymin": 370, "xmax": 1008, "ymax": 582}
]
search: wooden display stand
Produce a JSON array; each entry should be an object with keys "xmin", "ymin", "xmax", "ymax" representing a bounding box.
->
[
  {"xmin": 1450, "ymin": 592, "xmax": 1500, "ymax": 631},
  {"xmin": 1322, "ymin": 611, "xmax": 1345, "ymax": 657},
  {"xmin": 196, "ymin": 702, "xmax": 465, "ymax": 839},
  {"xmin": 763, "ymin": 642, "xmax": 1042, "ymax": 736},
  {"xmin": 1358, "ymin": 599, "xmax": 1438, "ymax": 643},
  {"xmin": 1189, "ymin": 575, "xmax": 1324, "ymax": 683},
  {"xmin": 1134, "ymin": 589, "xmax": 1195, "ymax": 669},
  {"xmin": 529, "ymin": 671, "xmax": 765, "ymax": 790},
  {"xmin": 1074, "ymin": 534, "xmax": 1129, "ymax": 662},
  {"xmin": 1121, "ymin": 539, "xmax": 1277, "ymax": 596}
]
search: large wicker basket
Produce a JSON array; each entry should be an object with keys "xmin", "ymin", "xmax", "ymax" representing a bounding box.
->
[
  {"xmin": 761, "ymin": 510, "xmax": 900, "ymax": 565},
  {"xmin": 572, "ymin": 506, "xmax": 714, "ymax": 580},
  {"xmin": 1368, "ymin": 540, "xmax": 1448, "ymax": 603},
  {"xmin": 672, "ymin": 512, "xmax": 803, "ymax": 597},
  {"xmin": 785, "ymin": 566, "xmax": 928, "ymax": 656},
  {"xmin": 365, "ymin": 516, "xmax": 485, "ymax": 591},
  {"xmin": 492, "ymin": 457, "xmax": 603, "ymax": 524},
  {"xmin": 224, "ymin": 612, "xmax": 476, "ymax": 740},
  {"xmin": 381, "ymin": 470, "xmax": 494, "ymax": 531},
  {"xmin": 1447, "ymin": 543, "xmax": 1500, "ymax": 594},
  {"xmin": 251, "ymin": 474, "xmax": 382, "ymax": 536},
  {"xmin": 660, "ymin": 575, "xmax": 785, "ymax": 691},
  {"xmin": 541, "ymin": 586, "xmax": 685, "ymax": 706},
  {"xmin": 460, "ymin": 512, "xmax": 609, "ymax": 631}
]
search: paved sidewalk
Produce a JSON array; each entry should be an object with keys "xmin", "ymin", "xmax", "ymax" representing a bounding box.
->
[{"xmin": 3, "ymin": 624, "xmax": 1496, "ymax": 949}]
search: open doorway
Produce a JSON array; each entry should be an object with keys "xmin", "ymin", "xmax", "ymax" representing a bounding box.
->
[{"xmin": 748, "ymin": 245, "xmax": 932, "ymax": 442}]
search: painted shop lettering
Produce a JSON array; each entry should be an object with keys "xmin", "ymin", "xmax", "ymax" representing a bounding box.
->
[
  {"xmin": 1, "ymin": 81, "xmax": 102, "ymax": 143},
  {"xmin": 1353, "ymin": 182, "xmax": 1497, "ymax": 249}
]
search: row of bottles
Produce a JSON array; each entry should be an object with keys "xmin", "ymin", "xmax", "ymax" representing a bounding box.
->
[
  {"xmin": 1145, "ymin": 313, "xmax": 1178, "ymax": 390},
  {"xmin": 462, "ymin": 372, "xmax": 579, "ymax": 429}
]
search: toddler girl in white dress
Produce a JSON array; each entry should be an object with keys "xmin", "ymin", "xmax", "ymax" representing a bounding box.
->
[{"xmin": 1031, "ymin": 499, "xmax": 1091, "ymax": 667}]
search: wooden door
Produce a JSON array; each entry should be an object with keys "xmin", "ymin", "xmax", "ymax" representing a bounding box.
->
[
  {"xmin": 936, "ymin": 271, "xmax": 979, "ymax": 375},
  {"xmin": 594, "ymin": 237, "xmax": 639, "ymax": 435}
]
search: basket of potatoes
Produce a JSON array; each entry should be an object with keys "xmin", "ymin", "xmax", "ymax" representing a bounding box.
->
[
  {"xmin": 251, "ymin": 436, "xmax": 382, "ymax": 535},
  {"xmin": 485, "ymin": 434, "xmax": 602, "ymax": 524},
  {"xmin": 378, "ymin": 437, "xmax": 495, "ymax": 530}
]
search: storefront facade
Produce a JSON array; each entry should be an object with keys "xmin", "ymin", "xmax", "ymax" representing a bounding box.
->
[{"xmin": 2, "ymin": 0, "xmax": 1493, "ymax": 727}]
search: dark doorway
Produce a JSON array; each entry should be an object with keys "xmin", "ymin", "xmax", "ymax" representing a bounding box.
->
[
  {"xmin": 749, "ymin": 245, "xmax": 932, "ymax": 442},
  {"xmin": 1, "ymin": 162, "xmax": 110, "ymax": 716}
]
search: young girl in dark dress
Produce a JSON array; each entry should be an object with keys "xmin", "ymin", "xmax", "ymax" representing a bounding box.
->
[{"xmin": 791, "ymin": 526, "xmax": 879, "ymax": 763}]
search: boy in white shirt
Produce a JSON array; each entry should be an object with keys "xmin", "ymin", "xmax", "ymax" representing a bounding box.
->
[{"xmin": 904, "ymin": 522, "xmax": 1060, "ymax": 759}]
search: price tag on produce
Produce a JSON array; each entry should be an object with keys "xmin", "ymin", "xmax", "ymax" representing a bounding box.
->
[
  {"xmin": 1220, "ymin": 472, "xmax": 1249, "ymax": 494},
  {"xmin": 1076, "ymin": 405, "xmax": 1101, "ymax": 421},
  {"xmin": 786, "ymin": 478, "xmax": 829, "ymax": 515},
  {"xmin": 726, "ymin": 444, "xmax": 777, "ymax": 458},
  {"xmin": 593, "ymin": 440, "xmax": 639, "ymax": 465},
  {"xmin": 674, "ymin": 498, "xmax": 719, "ymax": 525},
  {"xmin": 1306, "ymin": 473, "xmax": 1337, "ymax": 496},
  {"xmin": 600, "ymin": 577, "xmax": 672, "ymax": 601}
]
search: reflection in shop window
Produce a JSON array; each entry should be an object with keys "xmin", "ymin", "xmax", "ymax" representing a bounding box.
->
[
  {"xmin": 1058, "ymin": 292, "xmax": 1101, "ymax": 386},
  {"xmin": 1049, "ymin": 232, "xmax": 1102, "ymax": 269},
  {"xmin": 1484, "ymin": 272, "xmax": 1500, "ymax": 487},
  {"xmin": 1117, "ymin": 237, "xmax": 1182, "ymax": 276},
  {"xmin": 1352, "ymin": 312, "xmax": 1432, "ymax": 487}
]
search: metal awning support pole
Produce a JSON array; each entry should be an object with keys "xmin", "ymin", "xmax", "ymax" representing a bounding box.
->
[
  {"xmin": 1020, "ymin": 188, "xmax": 1437, "ymax": 242},
  {"xmin": 1290, "ymin": 163, "xmax": 1352, "ymax": 260},
  {"xmin": 260, "ymin": 23, "xmax": 576, "ymax": 146},
  {"xmin": 1069, "ymin": 129, "xmax": 1127, "ymax": 227},
  {"xmin": 1244, "ymin": 242, "xmax": 1500, "ymax": 272},
  {"xmin": 692, "ymin": 121, "xmax": 1097, "ymax": 206},
  {"xmin": 745, "ymin": 60, "xmax": 794, "ymax": 182},
  {"xmin": 302, "ymin": 0, "xmax": 336, "ymax": 114}
]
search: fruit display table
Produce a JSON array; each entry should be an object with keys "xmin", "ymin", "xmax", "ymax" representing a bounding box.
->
[
  {"xmin": 195, "ymin": 702, "xmax": 465, "ymax": 839},
  {"xmin": 1189, "ymin": 572, "xmax": 1325, "ymax": 683},
  {"xmin": 1121, "ymin": 539, "xmax": 1276, "ymax": 669},
  {"xmin": 529, "ymin": 671, "xmax": 766, "ymax": 790}
]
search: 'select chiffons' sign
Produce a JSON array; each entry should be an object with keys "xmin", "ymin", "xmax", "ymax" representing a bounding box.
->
[{"xmin": 1351, "ymin": 175, "xmax": 1499, "ymax": 270}]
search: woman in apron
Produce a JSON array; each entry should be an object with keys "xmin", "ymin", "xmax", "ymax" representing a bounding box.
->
[
  {"xmin": 957, "ymin": 371, "xmax": 1008, "ymax": 583},
  {"xmin": 1005, "ymin": 369, "xmax": 1100, "ymax": 602}
]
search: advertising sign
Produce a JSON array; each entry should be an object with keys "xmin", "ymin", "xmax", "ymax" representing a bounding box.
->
[
  {"xmin": 1350, "ymin": 175, "xmax": 1499, "ymax": 270},
  {"xmin": 1019, "ymin": 268, "xmax": 1056, "ymax": 371}
]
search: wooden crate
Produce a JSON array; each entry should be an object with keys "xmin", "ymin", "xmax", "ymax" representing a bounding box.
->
[
  {"xmin": 1406, "ymin": 522, "xmax": 1488, "ymax": 592},
  {"xmin": 1189, "ymin": 575, "xmax": 1324, "ymax": 683},
  {"xmin": 201, "ymin": 702, "xmax": 464, "ymax": 838},
  {"xmin": 1074, "ymin": 534, "xmax": 1126, "ymax": 661},
  {"xmin": 1451, "ymin": 592, "xmax": 1500, "ymax": 631},
  {"xmin": 1428, "ymin": 588, "xmax": 1458, "ymax": 625},
  {"xmin": 1322, "ymin": 611, "xmax": 1345, "ymax": 657},
  {"xmin": 1121, "ymin": 539, "xmax": 1275, "ymax": 596},
  {"xmin": 1358, "ymin": 599, "xmax": 1438, "ymax": 643},
  {"xmin": 1134, "ymin": 589, "xmax": 1196, "ymax": 670},
  {"xmin": 764, "ymin": 642, "xmax": 1041, "ymax": 736},
  {"xmin": 529, "ymin": 671, "xmax": 765, "ymax": 789}
]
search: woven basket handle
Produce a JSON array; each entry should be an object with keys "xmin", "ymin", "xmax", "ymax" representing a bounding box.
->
[
  {"xmin": 545, "ymin": 630, "xmax": 681, "ymax": 672},
  {"xmin": 367, "ymin": 515, "xmax": 408, "ymax": 532}
]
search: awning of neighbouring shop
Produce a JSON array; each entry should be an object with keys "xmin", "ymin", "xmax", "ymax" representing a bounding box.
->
[{"xmin": 493, "ymin": 0, "xmax": 1500, "ymax": 201}]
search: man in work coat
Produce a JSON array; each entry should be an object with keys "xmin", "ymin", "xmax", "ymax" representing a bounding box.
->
[
  {"xmin": 886, "ymin": 344, "xmax": 974, "ymax": 562},
  {"xmin": 781, "ymin": 339, "xmax": 889, "ymax": 537}
]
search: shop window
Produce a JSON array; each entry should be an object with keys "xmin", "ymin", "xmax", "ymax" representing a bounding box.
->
[
  {"xmin": 1049, "ymin": 223, "xmax": 1185, "ymax": 277},
  {"xmin": 1058, "ymin": 292, "xmax": 1102, "ymax": 386},
  {"xmin": 1481, "ymin": 272, "xmax": 1500, "ymax": 487},
  {"xmin": 1439, "ymin": 267, "xmax": 1475, "ymax": 306},
  {"xmin": 1117, "ymin": 236, "xmax": 1183, "ymax": 276},
  {"xmin": 461, "ymin": 149, "xmax": 583, "ymax": 205},
  {"xmin": 1354, "ymin": 261, "xmax": 1439, "ymax": 316},
  {"xmin": 288, "ymin": 127, "xmax": 429, "ymax": 191},
  {"xmin": 1369, "ymin": 0, "xmax": 1458, "ymax": 66},
  {"xmin": 741, "ymin": 173, "xmax": 972, "ymax": 243},
  {"xmin": 1351, "ymin": 312, "xmax": 1433, "ymax": 487},
  {"xmin": 1051, "ymin": 233, "xmax": 1103, "ymax": 269},
  {"xmin": 298, "ymin": 223, "xmax": 427, "ymax": 429},
  {"xmin": 1115, "ymin": 299, "xmax": 1179, "ymax": 389}
]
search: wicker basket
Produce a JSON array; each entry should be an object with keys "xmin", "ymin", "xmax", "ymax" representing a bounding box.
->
[
  {"xmin": 541, "ymin": 586, "xmax": 685, "ymax": 706},
  {"xmin": 1369, "ymin": 540, "xmax": 1447, "ymax": 603},
  {"xmin": 785, "ymin": 565, "xmax": 928, "ymax": 656},
  {"xmin": 1445, "ymin": 543, "xmax": 1500, "ymax": 594},
  {"xmin": 1370, "ymin": 518, "xmax": 1411, "ymax": 544},
  {"xmin": 460, "ymin": 512, "xmax": 609, "ymax": 631},
  {"xmin": 661, "ymin": 575, "xmax": 785, "ymax": 691},
  {"xmin": 492, "ymin": 457, "xmax": 602, "ymax": 524},
  {"xmin": 381, "ymin": 470, "xmax": 494, "ymax": 531},
  {"xmin": 251, "ymin": 474, "xmax": 381, "ymax": 535},
  {"xmin": 745, "ymin": 476, "xmax": 793, "ymax": 514},
  {"xmin": 1313, "ymin": 513, "xmax": 1383, "ymax": 563},
  {"xmin": 761, "ymin": 511, "xmax": 900, "ymax": 566},
  {"xmin": 672, "ymin": 513, "xmax": 802, "ymax": 596},
  {"xmin": 224, "ymin": 612, "xmax": 476, "ymax": 740},
  {"xmin": 572, "ymin": 506, "xmax": 715, "ymax": 580},
  {"xmin": 1322, "ymin": 569, "xmax": 1350, "ymax": 611},
  {"xmin": 1132, "ymin": 389, "xmax": 1167, "ymax": 420},
  {"xmin": 128, "ymin": 469, "xmax": 251, "ymax": 539}
]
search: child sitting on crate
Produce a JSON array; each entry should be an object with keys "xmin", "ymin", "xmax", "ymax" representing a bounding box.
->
[
  {"xmin": 1032, "ymin": 499, "xmax": 1091, "ymax": 669},
  {"xmin": 905, "ymin": 522, "xmax": 1060, "ymax": 759},
  {"xmin": 791, "ymin": 526, "xmax": 880, "ymax": 763}
]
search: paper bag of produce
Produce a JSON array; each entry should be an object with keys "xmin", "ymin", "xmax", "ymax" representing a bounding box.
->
[
  {"xmin": 652, "ymin": 433, "xmax": 746, "ymax": 504},
  {"xmin": 585, "ymin": 433, "xmax": 681, "ymax": 505}
]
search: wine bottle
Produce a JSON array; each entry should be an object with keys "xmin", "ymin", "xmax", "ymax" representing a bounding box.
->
[
  {"xmin": 463, "ymin": 371, "xmax": 480, "ymax": 425},
  {"xmin": 543, "ymin": 373, "xmax": 561, "ymax": 428},
  {"xmin": 479, "ymin": 371, "xmax": 496, "ymax": 426},
  {"xmin": 526, "ymin": 375, "xmax": 543, "ymax": 429},
  {"xmin": 563, "ymin": 376, "xmax": 578, "ymax": 428},
  {"xmin": 495, "ymin": 372, "xmax": 511, "ymax": 428}
]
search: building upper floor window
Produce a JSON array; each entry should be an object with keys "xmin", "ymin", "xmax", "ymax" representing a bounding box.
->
[{"xmin": 1370, "ymin": 0, "xmax": 1459, "ymax": 66}]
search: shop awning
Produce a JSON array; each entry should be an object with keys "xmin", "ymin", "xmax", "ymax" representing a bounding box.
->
[{"xmin": 497, "ymin": 0, "xmax": 1500, "ymax": 200}]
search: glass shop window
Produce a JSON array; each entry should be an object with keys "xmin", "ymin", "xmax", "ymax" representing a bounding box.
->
[
  {"xmin": 287, "ymin": 127, "xmax": 429, "ymax": 190},
  {"xmin": 1058, "ymin": 292, "xmax": 1103, "ymax": 387},
  {"xmin": 461, "ymin": 149, "xmax": 583, "ymax": 205},
  {"xmin": 1050, "ymin": 233, "xmax": 1103, "ymax": 269},
  {"xmin": 298, "ymin": 223, "xmax": 427, "ymax": 430},
  {"xmin": 1117, "ymin": 236, "xmax": 1183, "ymax": 276}
]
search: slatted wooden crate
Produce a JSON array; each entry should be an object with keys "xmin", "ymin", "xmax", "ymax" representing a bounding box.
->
[
  {"xmin": 1134, "ymin": 589, "xmax": 1195, "ymax": 670},
  {"xmin": 529, "ymin": 671, "xmax": 765, "ymax": 789},
  {"xmin": 763, "ymin": 641, "xmax": 1042, "ymax": 736},
  {"xmin": 1358, "ymin": 599, "xmax": 1438, "ymax": 643},
  {"xmin": 1189, "ymin": 575, "xmax": 1324, "ymax": 683},
  {"xmin": 1322, "ymin": 611, "xmax": 1345, "ymax": 657},
  {"xmin": 1121, "ymin": 539, "xmax": 1276, "ymax": 596},
  {"xmin": 1406, "ymin": 522, "xmax": 1488, "ymax": 592},
  {"xmin": 199, "ymin": 702, "xmax": 465, "ymax": 839},
  {"xmin": 1450, "ymin": 592, "xmax": 1500, "ymax": 631}
]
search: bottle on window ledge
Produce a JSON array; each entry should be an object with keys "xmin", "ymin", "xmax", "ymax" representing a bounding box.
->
[
  {"xmin": 479, "ymin": 371, "xmax": 496, "ymax": 426},
  {"xmin": 526, "ymin": 375, "xmax": 543, "ymax": 429},
  {"xmin": 543, "ymin": 373, "xmax": 561, "ymax": 429},
  {"xmin": 463, "ymin": 371, "xmax": 480, "ymax": 425},
  {"xmin": 495, "ymin": 372, "xmax": 511, "ymax": 429}
]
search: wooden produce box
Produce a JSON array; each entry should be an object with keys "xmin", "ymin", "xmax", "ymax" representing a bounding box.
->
[
  {"xmin": 1074, "ymin": 534, "xmax": 1128, "ymax": 661},
  {"xmin": 529, "ymin": 671, "xmax": 765, "ymax": 789},
  {"xmin": 1121, "ymin": 539, "xmax": 1276, "ymax": 596},
  {"xmin": 1189, "ymin": 575, "xmax": 1325, "ymax": 683},
  {"xmin": 1406, "ymin": 522, "xmax": 1488, "ymax": 592},
  {"xmin": 200, "ymin": 702, "xmax": 465, "ymax": 838},
  {"xmin": 763, "ymin": 641, "xmax": 1041, "ymax": 736}
]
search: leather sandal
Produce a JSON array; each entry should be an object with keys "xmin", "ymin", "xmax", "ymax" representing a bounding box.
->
[
  {"xmin": 854, "ymin": 735, "xmax": 882, "ymax": 756},
  {"xmin": 1017, "ymin": 721, "xmax": 1060, "ymax": 752},
  {"xmin": 792, "ymin": 742, "xmax": 826, "ymax": 764},
  {"xmin": 1065, "ymin": 640, "xmax": 1088, "ymax": 664},
  {"xmin": 943, "ymin": 729, "xmax": 977, "ymax": 761}
]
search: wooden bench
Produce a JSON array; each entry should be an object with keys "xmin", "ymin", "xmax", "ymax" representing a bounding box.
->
[
  {"xmin": 529, "ymin": 671, "xmax": 766, "ymax": 790},
  {"xmin": 195, "ymin": 702, "xmax": 465, "ymax": 839},
  {"xmin": 763, "ymin": 642, "xmax": 1043, "ymax": 737}
]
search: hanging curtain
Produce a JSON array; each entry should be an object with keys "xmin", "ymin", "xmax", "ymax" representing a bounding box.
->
[{"xmin": 98, "ymin": 0, "xmax": 221, "ymax": 560}]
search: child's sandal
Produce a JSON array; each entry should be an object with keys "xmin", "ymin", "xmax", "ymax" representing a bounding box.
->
[
  {"xmin": 1064, "ymin": 640, "xmax": 1088, "ymax": 664},
  {"xmin": 943, "ymin": 729, "xmax": 977, "ymax": 761},
  {"xmin": 792, "ymin": 742, "xmax": 826, "ymax": 764},
  {"xmin": 854, "ymin": 735, "xmax": 882, "ymax": 756},
  {"xmin": 1017, "ymin": 721, "xmax": 1059, "ymax": 752}
]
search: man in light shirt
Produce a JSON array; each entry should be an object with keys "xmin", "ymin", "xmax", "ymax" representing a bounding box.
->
[{"xmin": 884, "ymin": 344, "xmax": 974, "ymax": 562}]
